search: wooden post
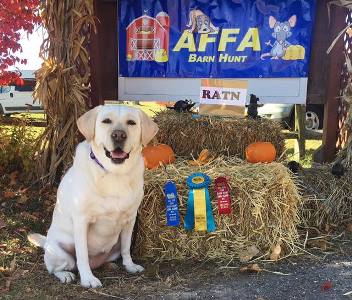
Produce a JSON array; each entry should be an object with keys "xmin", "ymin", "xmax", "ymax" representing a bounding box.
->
[
  {"xmin": 90, "ymin": 0, "xmax": 119, "ymax": 106},
  {"xmin": 90, "ymin": 0, "xmax": 103, "ymax": 107},
  {"xmin": 321, "ymin": 6, "xmax": 347, "ymax": 162},
  {"xmin": 294, "ymin": 104, "xmax": 306, "ymax": 160}
]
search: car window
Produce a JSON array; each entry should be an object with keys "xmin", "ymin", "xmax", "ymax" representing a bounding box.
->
[
  {"xmin": 0, "ymin": 86, "xmax": 11, "ymax": 93},
  {"xmin": 14, "ymin": 80, "xmax": 36, "ymax": 92}
]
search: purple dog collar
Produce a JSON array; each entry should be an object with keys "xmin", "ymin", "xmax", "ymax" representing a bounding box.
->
[{"xmin": 90, "ymin": 148, "xmax": 106, "ymax": 171}]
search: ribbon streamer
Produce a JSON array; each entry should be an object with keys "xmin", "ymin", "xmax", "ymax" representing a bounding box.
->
[
  {"xmin": 215, "ymin": 176, "xmax": 232, "ymax": 214},
  {"xmin": 164, "ymin": 181, "xmax": 180, "ymax": 226}
]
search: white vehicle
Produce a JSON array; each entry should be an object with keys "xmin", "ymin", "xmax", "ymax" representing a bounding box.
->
[{"xmin": 0, "ymin": 70, "xmax": 43, "ymax": 116}]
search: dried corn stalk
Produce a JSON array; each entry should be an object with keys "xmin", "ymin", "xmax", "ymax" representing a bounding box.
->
[
  {"xmin": 33, "ymin": 0, "xmax": 95, "ymax": 183},
  {"xmin": 336, "ymin": 53, "xmax": 352, "ymax": 166}
]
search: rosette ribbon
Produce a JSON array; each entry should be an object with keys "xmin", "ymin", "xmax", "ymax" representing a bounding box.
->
[{"xmin": 184, "ymin": 173, "xmax": 216, "ymax": 232}]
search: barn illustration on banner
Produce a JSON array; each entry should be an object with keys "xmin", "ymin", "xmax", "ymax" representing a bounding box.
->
[{"xmin": 126, "ymin": 11, "xmax": 170, "ymax": 62}]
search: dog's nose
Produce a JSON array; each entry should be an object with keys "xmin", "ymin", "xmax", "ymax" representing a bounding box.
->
[{"xmin": 111, "ymin": 130, "xmax": 127, "ymax": 142}]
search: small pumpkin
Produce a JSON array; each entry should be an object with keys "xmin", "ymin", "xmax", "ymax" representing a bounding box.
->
[
  {"xmin": 245, "ymin": 142, "xmax": 276, "ymax": 163},
  {"xmin": 142, "ymin": 144, "xmax": 175, "ymax": 169}
]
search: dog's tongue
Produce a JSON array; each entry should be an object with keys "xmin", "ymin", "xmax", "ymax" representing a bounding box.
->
[{"xmin": 111, "ymin": 149, "xmax": 128, "ymax": 159}]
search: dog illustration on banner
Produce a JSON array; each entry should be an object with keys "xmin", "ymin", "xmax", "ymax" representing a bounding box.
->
[
  {"xmin": 126, "ymin": 11, "xmax": 170, "ymax": 62},
  {"xmin": 261, "ymin": 15, "xmax": 305, "ymax": 60},
  {"xmin": 187, "ymin": 9, "xmax": 219, "ymax": 34}
]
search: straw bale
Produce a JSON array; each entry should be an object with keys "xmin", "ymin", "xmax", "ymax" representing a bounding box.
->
[
  {"xmin": 299, "ymin": 166, "xmax": 352, "ymax": 229},
  {"xmin": 134, "ymin": 158, "xmax": 301, "ymax": 261},
  {"xmin": 154, "ymin": 110, "xmax": 286, "ymax": 159}
]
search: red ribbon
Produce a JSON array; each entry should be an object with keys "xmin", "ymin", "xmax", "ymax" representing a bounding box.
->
[{"xmin": 215, "ymin": 177, "xmax": 231, "ymax": 214}]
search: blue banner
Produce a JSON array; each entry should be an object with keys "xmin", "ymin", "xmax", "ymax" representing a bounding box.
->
[{"xmin": 119, "ymin": 0, "xmax": 316, "ymax": 78}]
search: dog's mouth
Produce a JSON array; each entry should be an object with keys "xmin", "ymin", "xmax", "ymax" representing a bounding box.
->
[{"xmin": 104, "ymin": 147, "xmax": 130, "ymax": 164}]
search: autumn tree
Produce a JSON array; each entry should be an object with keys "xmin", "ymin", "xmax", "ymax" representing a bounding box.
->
[{"xmin": 0, "ymin": 0, "xmax": 40, "ymax": 85}]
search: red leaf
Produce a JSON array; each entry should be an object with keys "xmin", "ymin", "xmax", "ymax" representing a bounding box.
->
[
  {"xmin": 3, "ymin": 190, "xmax": 16, "ymax": 199},
  {"xmin": 15, "ymin": 77, "xmax": 24, "ymax": 86},
  {"xmin": 321, "ymin": 281, "xmax": 332, "ymax": 291}
]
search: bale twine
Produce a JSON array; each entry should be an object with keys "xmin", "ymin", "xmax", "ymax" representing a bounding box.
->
[
  {"xmin": 134, "ymin": 158, "xmax": 302, "ymax": 262},
  {"xmin": 154, "ymin": 110, "xmax": 286, "ymax": 159},
  {"xmin": 299, "ymin": 166, "xmax": 352, "ymax": 229}
]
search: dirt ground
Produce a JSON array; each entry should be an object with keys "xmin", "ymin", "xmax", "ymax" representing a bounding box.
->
[
  {"xmin": 1, "ymin": 171, "xmax": 352, "ymax": 299},
  {"xmin": 1, "ymin": 241, "xmax": 352, "ymax": 299},
  {"xmin": 5, "ymin": 186, "xmax": 351, "ymax": 299}
]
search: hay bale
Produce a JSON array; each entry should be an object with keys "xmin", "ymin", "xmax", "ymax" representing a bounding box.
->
[
  {"xmin": 154, "ymin": 110, "xmax": 285, "ymax": 159},
  {"xmin": 299, "ymin": 166, "xmax": 352, "ymax": 229},
  {"xmin": 134, "ymin": 158, "xmax": 301, "ymax": 261}
]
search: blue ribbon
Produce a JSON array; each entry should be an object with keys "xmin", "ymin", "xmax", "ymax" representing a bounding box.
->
[
  {"xmin": 184, "ymin": 173, "xmax": 216, "ymax": 232},
  {"xmin": 164, "ymin": 181, "xmax": 180, "ymax": 226}
]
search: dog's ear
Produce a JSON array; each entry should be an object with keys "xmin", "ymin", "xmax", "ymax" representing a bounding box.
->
[
  {"xmin": 77, "ymin": 106, "xmax": 101, "ymax": 142},
  {"xmin": 139, "ymin": 110, "xmax": 159, "ymax": 146},
  {"xmin": 288, "ymin": 15, "xmax": 297, "ymax": 28},
  {"xmin": 269, "ymin": 16, "xmax": 276, "ymax": 28}
]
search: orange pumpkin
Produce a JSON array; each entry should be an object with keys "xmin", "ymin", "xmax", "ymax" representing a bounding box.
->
[
  {"xmin": 142, "ymin": 144, "xmax": 175, "ymax": 170},
  {"xmin": 245, "ymin": 142, "xmax": 276, "ymax": 163}
]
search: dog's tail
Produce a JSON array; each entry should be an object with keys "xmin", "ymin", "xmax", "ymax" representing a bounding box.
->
[{"xmin": 28, "ymin": 233, "xmax": 46, "ymax": 248}]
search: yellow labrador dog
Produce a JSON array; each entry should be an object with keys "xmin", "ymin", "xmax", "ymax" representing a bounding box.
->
[{"xmin": 28, "ymin": 105, "xmax": 158, "ymax": 288}]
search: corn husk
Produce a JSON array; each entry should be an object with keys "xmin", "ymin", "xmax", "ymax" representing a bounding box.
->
[{"xmin": 33, "ymin": 0, "xmax": 94, "ymax": 183}]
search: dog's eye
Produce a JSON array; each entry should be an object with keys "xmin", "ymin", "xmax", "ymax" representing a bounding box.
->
[
  {"xmin": 102, "ymin": 118, "xmax": 112, "ymax": 124},
  {"xmin": 127, "ymin": 120, "xmax": 136, "ymax": 126}
]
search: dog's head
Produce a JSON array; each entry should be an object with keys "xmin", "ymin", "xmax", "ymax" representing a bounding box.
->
[
  {"xmin": 77, "ymin": 105, "xmax": 158, "ymax": 171},
  {"xmin": 196, "ymin": 15, "xmax": 212, "ymax": 33}
]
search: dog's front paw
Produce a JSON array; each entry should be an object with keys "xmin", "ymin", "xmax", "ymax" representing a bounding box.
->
[
  {"xmin": 124, "ymin": 263, "xmax": 145, "ymax": 274},
  {"xmin": 80, "ymin": 274, "xmax": 102, "ymax": 288},
  {"xmin": 54, "ymin": 271, "xmax": 76, "ymax": 283}
]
